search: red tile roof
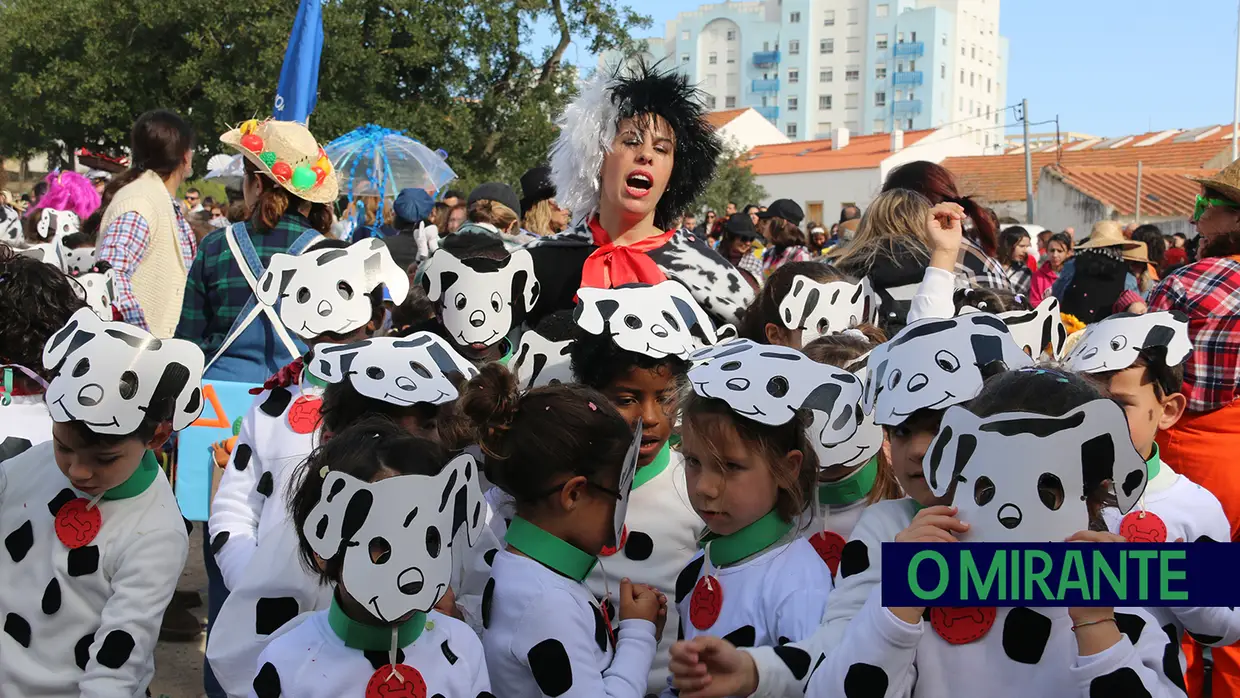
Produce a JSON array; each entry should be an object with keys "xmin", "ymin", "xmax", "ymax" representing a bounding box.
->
[
  {"xmin": 1045, "ymin": 165, "xmax": 1211, "ymax": 217},
  {"xmin": 746, "ymin": 129, "xmax": 938, "ymax": 175},
  {"xmin": 944, "ymin": 125, "xmax": 1235, "ymax": 204},
  {"xmin": 704, "ymin": 109, "xmax": 750, "ymax": 129}
]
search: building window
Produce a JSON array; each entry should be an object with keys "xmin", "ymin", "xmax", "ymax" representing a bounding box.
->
[
  {"xmin": 968, "ymin": 99, "xmax": 973, "ymax": 112},
  {"xmin": 820, "ymin": 69, "xmax": 833, "ymax": 82},
  {"xmin": 941, "ymin": 33, "xmax": 948, "ymax": 46},
  {"xmin": 987, "ymin": 78, "xmax": 992, "ymax": 93},
  {"xmin": 787, "ymin": 122, "xmax": 798, "ymax": 138},
  {"xmin": 788, "ymin": 69, "xmax": 799, "ymax": 83},
  {"xmin": 708, "ymin": 52, "xmax": 718, "ymax": 65},
  {"xmin": 726, "ymin": 29, "xmax": 736, "ymax": 40},
  {"xmin": 819, "ymin": 95, "xmax": 832, "ymax": 109},
  {"xmin": 706, "ymin": 95, "xmax": 717, "ymax": 109},
  {"xmin": 823, "ymin": 9, "xmax": 835, "ymax": 25},
  {"xmin": 940, "ymin": 64, "xmax": 946, "ymax": 78},
  {"xmin": 911, "ymin": 31, "xmax": 917, "ymax": 41},
  {"xmin": 790, "ymin": 11, "xmax": 801, "ymax": 22},
  {"xmin": 875, "ymin": 33, "xmax": 888, "ymax": 50},
  {"xmin": 971, "ymin": 45, "xmax": 976, "ymax": 59},
  {"xmin": 847, "ymin": 7, "xmax": 858, "ymax": 24},
  {"xmin": 681, "ymin": 53, "xmax": 690, "ymax": 64},
  {"xmin": 726, "ymin": 96, "xmax": 737, "ymax": 108},
  {"xmin": 845, "ymin": 92, "xmax": 859, "ymax": 109},
  {"xmin": 845, "ymin": 120, "xmax": 859, "ymax": 132},
  {"xmin": 704, "ymin": 74, "xmax": 718, "ymax": 87},
  {"xmin": 959, "ymin": 96, "xmax": 964, "ymax": 110},
  {"xmin": 970, "ymin": 72, "xmax": 974, "ymax": 87},
  {"xmin": 846, "ymin": 37, "xmax": 861, "ymax": 53},
  {"xmin": 897, "ymin": 31, "xmax": 904, "ymax": 43},
  {"xmin": 961, "ymin": 44, "xmax": 966, "ymax": 56},
  {"xmin": 789, "ymin": 40, "xmax": 800, "ymax": 55},
  {"xmin": 875, "ymin": 92, "xmax": 886, "ymax": 107},
  {"xmin": 818, "ymin": 121, "xmax": 832, "ymax": 135},
  {"xmin": 788, "ymin": 96, "xmax": 798, "ymax": 111},
  {"xmin": 959, "ymin": 70, "xmax": 964, "ymax": 84},
  {"xmin": 906, "ymin": 118, "xmax": 914, "ymax": 129},
  {"xmin": 845, "ymin": 67, "xmax": 859, "ymax": 81},
  {"xmin": 876, "ymin": 66, "xmax": 887, "ymax": 80},
  {"xmin": 895, "ymin": 89, "xmax": 902, "ymax": 101},
  {"xmin": 727, "ymin": 72, "xmax": 738, "ymax": 86},
  {"xmin": 681, "ymin": 30, "xmax": 690, "ymax": 40},
  {"xmin": 976, "ymin": 106, "xmax": 981, "ymax": 117},
  {"xmin": 727, "ymin": 50, "xmax": 737, "ymax": 64},
  {"xmin": 876, "ymin": 3, "xmax": 889, "ymax": 17},
  {"xmin": 820, "ymin": 39, "xmax": 834, "ymax": 54}
]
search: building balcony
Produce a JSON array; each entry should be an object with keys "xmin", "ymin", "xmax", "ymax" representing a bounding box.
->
[
  {"xmin": 893, "ymin": 99, "xmax": 922, "ymax": 114},
  {"xmin": 892, "ymin": 70, "xmax": 923, "ymax": 86},
  {"xmin": 752, "ymin": 50, "xmax": 781, "ymax": 67},
  {"xmin": 751, "ymin": 78, "xmax": 780, "ymax": 93},
  {"xmin": 755, "ymin": 105, "xmax": 780, "ymax": 122},
  {"xmin": 893, "ymin": 41, "xmax": 925, "ymax": 57}
]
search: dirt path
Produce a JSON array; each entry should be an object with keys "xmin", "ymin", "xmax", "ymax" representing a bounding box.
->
[{"xmin": 150, "ymin": 529, "xmax": 210, "ymax": 698}]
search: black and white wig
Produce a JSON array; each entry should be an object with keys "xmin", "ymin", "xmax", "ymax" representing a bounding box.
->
[{"xmin": 550, "ymin": 60, "xmax": 723, "ymax": 230}]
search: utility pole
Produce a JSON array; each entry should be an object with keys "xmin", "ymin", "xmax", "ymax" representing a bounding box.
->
[
  {"xmin": 1135, "ymin": 161, "xmax": 1143, "ymax": 225},
  {"xmin": 1022, "ymin": 99, "xmax": 1034, "ymax": 223},
  {"xmin": 1234, "ymin": 0, "xmax": 1240, "ymax": 161}
]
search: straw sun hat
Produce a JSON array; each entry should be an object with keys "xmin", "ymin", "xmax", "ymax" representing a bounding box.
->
[
  {"xmin": 220, "ymin": 119, "xmax": 339, "ymax": 204},
  {"xmin": 1075, "ymin": 220, "xmax": 1142, "ymax": 252},
  {"xmin": 1191, "ymin": 158, "xmax": 1240, "ymax": 205}
]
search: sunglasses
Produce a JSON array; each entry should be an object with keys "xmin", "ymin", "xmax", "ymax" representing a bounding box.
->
[
  {"xmin": 186, "ymin": 195, "xmax": 199, "ymax": 202},
  {"xmin": 1193, "ymin": 194, "xmax": 1240, "ymax": 222}
]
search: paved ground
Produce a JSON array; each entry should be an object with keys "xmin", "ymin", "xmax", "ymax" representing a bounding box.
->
[{"xmin": 150, "ymin": 530, "xmax": 210, "ymax": 698}]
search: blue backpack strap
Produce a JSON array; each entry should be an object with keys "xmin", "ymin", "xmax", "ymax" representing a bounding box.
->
[{"xmin": 288, "ymin": 227, "xmax": 323, "ymax": 255}]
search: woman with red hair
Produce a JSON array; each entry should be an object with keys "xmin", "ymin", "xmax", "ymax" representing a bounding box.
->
[{"xmin": 882, "ymin": 160, "xmax": 1011, "ymax": 290}]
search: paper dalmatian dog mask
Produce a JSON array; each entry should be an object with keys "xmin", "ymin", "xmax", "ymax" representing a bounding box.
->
[
  {"xmin": 575, "ymin": 281, "xmax": 730, "ymax": 359},
  {"xmin": 421, "ymin": 247, "xmax": 540, "ymax": 348},
  {"xmin": 57, "ymin": 240, "xmax": 97, "ymax": 275},
  {"xmin": 70, "ymin": 267, "xmax": 117, "ymax": 319},
  {"xmin": 958, "ymin": 296, "xmax": 1067, "ymax": 360},
  {"xmin": 42, "ymin": 307, "xmax": 205, "ymax": 434},
  {"xmin": 811, "ymin": 352, "xmax": 883, "ymax": 471},
  {"xmin": 778, "ymin": 275, "xmax": 881, "ymax": 345},
  {"xmin": 1064, "ymin": 310, "xmax": 1192, "ymax": 374},
  {"xmin": 864, "ymin": 314, "xmax": 1034, "ymax": 427},
  {"xmin": 0, "ymin": 205, "xmax": 20, "ymax": 245},
  {"xmin": 307, "ymin": 333, "xmax": 478, "ymax": 407},
  {"xmin": 924, "ymin": 399, "xmax": 1148, "ymax": 543},
  {"xmin": 256, "ymin": 238, "xmax": 409, "ymax": 340},
  {"xmin": 36, "ymin": 208, "xmax": 80, "ymax": 242},
  {"xmin": 304, "ymin": 450, "xmax": 487, "ymax": 622},
  {"xmin": 613, "ymin": 418, "xmax": 643, "ymax": 546},
  {"xmin": 688, "ymin": 340, "xmax": 864, "ymax": 448},
  {"xmin": 511, "ymin": 327, "xmax": 576, "ymax": 391}
]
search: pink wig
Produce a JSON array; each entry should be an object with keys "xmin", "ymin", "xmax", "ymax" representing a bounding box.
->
[{"xmin": 34, "ymin": 171, "xmax": 101, "ymax": 220}]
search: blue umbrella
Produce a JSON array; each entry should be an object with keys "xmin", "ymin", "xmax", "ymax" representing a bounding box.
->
[
  {"xmin": 273, "ymin": 0, "xmax": 324, "ymax": 123},
  {"xmin": 324, "ymin": 125, "xmax": 457, "ymax": 227}
]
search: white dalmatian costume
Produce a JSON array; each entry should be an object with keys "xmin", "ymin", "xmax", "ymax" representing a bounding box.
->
[
  {"xmin": 0, "ymin": 204, "xmax": 21, "ymax": 245},
  {"xmin": 70, "ymin": 267, "xmax": 118, "ymax": 320},
  {"xmin": 208, "ymin": 335, "xmax": 499, "ymax": 697},
  {"xmin": 251, "ymin": 451, "xmax": 493, "ymax": 698},
  {"xmin": 745, "ymin": 402, "xmax": 1184, "ymax": 698},
  {"xmin": 420, "ymin": 246, "xmax": 540, "ymax": 349},
  {"xmin": 0, "ymin": 308, "xmax": 201, "ymax": 696},
  {"xmin": 0, "ymin": 365, "xmax": 54, "ymax": 463}
]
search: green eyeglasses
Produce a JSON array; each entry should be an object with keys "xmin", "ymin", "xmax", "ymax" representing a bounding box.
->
[{"xmin": 1193, "ymin": 194, "xmax": 1240, "ymax": 222}]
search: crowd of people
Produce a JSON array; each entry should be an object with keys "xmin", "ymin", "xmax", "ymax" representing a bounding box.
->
[{"xmin": 1, "ymin": 60, "xmax": 1239, "ymax": 698}]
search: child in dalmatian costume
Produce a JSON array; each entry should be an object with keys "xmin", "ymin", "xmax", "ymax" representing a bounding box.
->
[
  {"xmin": 0, "ymin": 244, "xmax": 94, "ymax": 461},
  {"xmin": 0, "ymin": 307, "xmax": 203, "ymax": 696},
  {"xmin": 1066, "ymin": 311, "xmax": 1240, "ymax": 678},
  {"xmin": 462, "ymin": 363, "xmax": 664, "ymax": 698},
  {"xmin": 525, "ymin": 62, "xmax": 753, "ymax": 329},
  {"xmin": 563, "ymin": 281, "xmax": 733, "ymax": 695},
  {"xmin": 250, "ymin": 419, "xmax": 493, "ymax": 698},
  {"xmin": 667, "ymin": 314, "xmax": 1035, "ymax": 697},
  {"xmin": 19, "ymin": 208, "xmax": 83, "ymax": 266},
  {"xmin": 207, "ymin": 238, "xmax": 413, "ymax": 696},
  {"xmin": 671, "ymin": 370, "xmax": 1184, "ymax": 698},
  {"xmin": 0, "ymin": 203, "xmax": 22, "ymax": 246},
  {"xmin": 663, "ymin": 339, "xmax": 846, "ymax": 697}
]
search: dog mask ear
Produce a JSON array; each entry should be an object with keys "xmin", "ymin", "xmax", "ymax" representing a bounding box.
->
[
  {"xmin": 922, "ymin": 405, "xmax": 982, "ymax": 499},
  {"xmin": 256, "ymin": 253, "xmax": 299, "ymax": 307},
  {"xmin": 305, "ymin": 471, "xmax": 370, "ymax": 561}
]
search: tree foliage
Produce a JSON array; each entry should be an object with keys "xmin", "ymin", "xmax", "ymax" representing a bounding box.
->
[
  {"xmin": 0, "ymin": 0, "xmax": 650, "ymax": 190},
  {"xmin": 694, "ymin": 145, "xmax": 767, "ymax": 215}
]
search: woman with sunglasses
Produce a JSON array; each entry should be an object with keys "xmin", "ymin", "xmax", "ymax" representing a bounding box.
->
[{"xmin": 1146, "ymin": 159, "xmax": 1240, "ymax": 698}]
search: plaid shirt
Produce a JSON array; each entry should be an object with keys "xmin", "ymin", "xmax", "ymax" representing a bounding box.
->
[
  {"xmin": 1147, "ymin": 256, "xmax": 1240, "ymax": 412},
  {"xmin": 956, "ymin": 238, "xmax": 1013, "ymax": 291},
  {"xmin": 173, "ymin": 212, "xmax": 317, "ymax": 359},
  {"xmin": 97, "ymin": 195, "xmax": 197, "ymax": 329}
]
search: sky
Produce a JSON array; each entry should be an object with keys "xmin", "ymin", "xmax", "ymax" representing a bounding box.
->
[{"xmin": 536, "ymin": 0, "xmax": 1240, "ymax": 138}]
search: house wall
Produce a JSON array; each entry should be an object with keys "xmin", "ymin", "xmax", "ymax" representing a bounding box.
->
[
  {"xmin": 719, "ymin": 109, "xmax": 792, "ymax": 150},
  {"xmin": 1034, "ymin": 172, "xmax": 1196, "ymax": 241},
  {"xmin": 753, "ymin": 167, "xmax": 884, "ymax": 224}
]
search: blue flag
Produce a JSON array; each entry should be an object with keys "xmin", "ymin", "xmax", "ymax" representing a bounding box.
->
[{"xmin": 273, "ymin": 0, "xmax": 324, "ymax": 123}]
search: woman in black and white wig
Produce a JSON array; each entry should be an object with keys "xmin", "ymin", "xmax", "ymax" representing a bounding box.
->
[{"xmin": 526, "ymin": 61, "xmax": 754, "ymax": 327}]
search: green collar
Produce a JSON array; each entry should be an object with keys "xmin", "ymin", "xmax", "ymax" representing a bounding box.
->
[
  {"xmin": 327, "ymin": 595, "xmax": 425, "ymax": 651},
  {"xmin": 303, "ymin": 366, "xmax": 329, "ymax": 389},
  {"xmin": 505, "ymin": 516, "xmax": 598, "ymax": 581},
  {"xmin": 1146, "ymin": 444, "xmax": 1161, "ymax": 481},
  {"xmin": 633, "ymin": 442, "xmax": 671, "ymax": 490},
  {"xmin": 700, "ymin": 509, "xmax": 793, "ymax": 567},
  {"xmin": 102, "ymin": 450, "xmax": 160, "ymax": 500},
  {"xmin": 498, "ymin": 339, "xmax": 515, "ymax": 366},
  {"xmin": 818, "ymin": 456, "xmax": 879, "ymax": 506}
]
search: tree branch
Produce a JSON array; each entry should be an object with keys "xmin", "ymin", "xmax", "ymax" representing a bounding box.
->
[{"xmin": 536, "ymin": 0, "xmax": 571, "ymax": 88}]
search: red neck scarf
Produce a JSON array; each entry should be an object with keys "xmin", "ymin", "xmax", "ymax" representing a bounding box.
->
[
  {"xmin": 250, "ymin": 357, "xmax": 304, "ymax": 395},
  {"xmin": 580, "ymin": 216, "xmax": 674, "ymax": 289}
]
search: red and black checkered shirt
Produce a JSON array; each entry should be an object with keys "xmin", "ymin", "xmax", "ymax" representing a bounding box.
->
[{"xmin": 1147, "ymin": 256, "xmax": 1240, "ymax": 413}]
